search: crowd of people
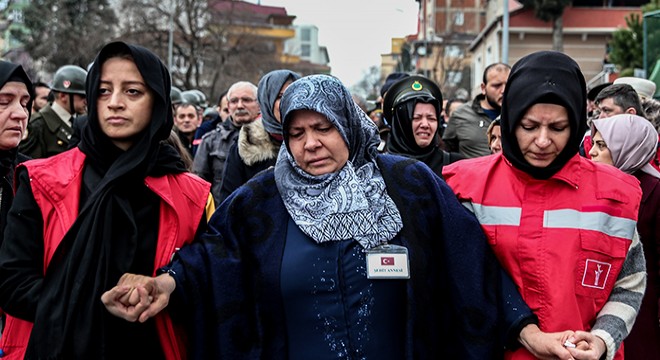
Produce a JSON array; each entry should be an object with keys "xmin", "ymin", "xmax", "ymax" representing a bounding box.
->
[{"xmin": 0, "ymin": 40, "xmax": 657, "ymax": 360}]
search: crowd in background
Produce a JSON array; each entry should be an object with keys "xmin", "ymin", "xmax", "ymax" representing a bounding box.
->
[{"xmin": 0, "ymin": 41, "xmax": 657, "ymax": 360}]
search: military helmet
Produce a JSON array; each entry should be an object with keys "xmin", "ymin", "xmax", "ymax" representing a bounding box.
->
[
  {"xmin": 189, "ymin": 89, "xmax": 208, "ymax": 107},
  {"xmin": 181, "ymin": 90, "xmax": 202, "ymax": 108},
  {"xmin": 171, "ymin": 86, "xmax": 183, "ymax": 105},
  {"xmin": 51, "ymin": 65, "xmax": 87, "ymax": 95},
  {"xmin": 382, "ymin": 75, "xmax": 443, "ymax": 123}
]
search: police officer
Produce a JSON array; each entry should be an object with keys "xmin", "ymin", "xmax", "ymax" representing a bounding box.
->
[{"xmin": 19, "ymin": 65, "xmax": 87, "ymax": 158}]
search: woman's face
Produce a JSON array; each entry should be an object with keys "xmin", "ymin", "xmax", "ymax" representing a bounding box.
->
[
  {"xmin": 287, "ymin": 109, "xmax": 349, "ymax": 176},
  {"xmin": 97, "ymin": 57, "xmax": 154, "ymax": 151},
  {"xmin": 412, "ymin": 102, "xmax": 438, "ymax": 148},
  {"xmin": 489, "ymin": 125, "xmax": 502, "ymax": 154},
  {"xmin": 273, "ymin": 79, "xmax": 293, "ymax": 123},
  {"xmin": 589, "ymin": 131, "xmax": 614, "ymax": 165},
  {"xmin": 514, "ymin": 103, "xmax": 571, "ymax": 168},
  {"xmin": 0, "ymin": 81, "xmax": 30, "ymax": 150}
]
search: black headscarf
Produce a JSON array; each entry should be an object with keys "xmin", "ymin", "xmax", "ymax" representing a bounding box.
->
[
  {"xmin": 0, "ymin": 61, "xmax": 33, "ymax": 249},
  {"xmin": 27, "ymin": 41, "xmax": 186, "ymax": 358},
  {"xmin": 500, "ymin": 51, "xmax": 587, "ymax": 179},
  {"xmin": 384, "ymin": 75, "xmax": 446, "ymax": 172},
  {"xmin": 388, "ymin": 98, "xmax": 441, "ymax": 159},
  {"xmin": 0, "ymin": 61, "xmax": 33, "ymax": 175}
]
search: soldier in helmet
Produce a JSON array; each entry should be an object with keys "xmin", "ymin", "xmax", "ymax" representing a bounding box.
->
[
  {"xmin": 189, "ymin": 89, "xmax": 208, "ymax": 108},
  {"xmin": 181, "ymin": 90, "xmax": 201, "ymax": 107},
  {"xmin": 19, "ymin": 65, "xmax": 88, "ymax": 158},
  {"xmin": 171, "ymin": 86, "xmax": 183, "ymax": 109}
]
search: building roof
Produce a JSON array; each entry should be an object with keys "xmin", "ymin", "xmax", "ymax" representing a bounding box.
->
[
  {"xmin": 209, "ymin": 0, "xmax": 295, "ymax": 24},
  {"xmin": 210, "ymin": 0, "xmax": 287, "ymax": 16},
  {"xmin": 471, "ymin": 5, "xmax": 641, "ymax": 50},
  {"xmin": 510, "ymin": 6, "xmax": 641, "ymax": 29}
]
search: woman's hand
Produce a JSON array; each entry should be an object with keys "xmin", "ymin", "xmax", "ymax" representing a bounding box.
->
[
  {"xmin": 101, "ymin": 273, "xmax": 176, "ymax": 323},
  {"xmin": 565, "ymin": 331, "xmax": 607, "ymax": 360},
  {"xmin": 519, "ymin": 323, "xmax": 576, "ymax": 360}
]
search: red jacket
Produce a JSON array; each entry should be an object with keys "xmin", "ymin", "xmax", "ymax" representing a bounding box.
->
[
  {"xmin": 0, "ymin": 148, "xmax": 210, "ymax": 360},
  {"xmin": 444, "ymin": 153, "xmax": 642, "ymax": 360}
]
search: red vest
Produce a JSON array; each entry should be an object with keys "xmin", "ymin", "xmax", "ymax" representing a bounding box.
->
[
  {"xmin": 444, "ymin": 154, "xmax": 641, "ymax": 360},
  {"xmin": 0, "ymin": 148, "xmax": 210, "ymax": 360}
]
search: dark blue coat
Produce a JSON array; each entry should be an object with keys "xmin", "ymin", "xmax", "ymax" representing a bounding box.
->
[{"xmin": 165, "ymin": 154, "xmax": 535, "ymax": 359}]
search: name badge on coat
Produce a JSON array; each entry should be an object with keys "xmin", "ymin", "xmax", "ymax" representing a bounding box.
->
[{"xmin": 366, "ymin": 244, "xmax": 410, "ymax": 279}]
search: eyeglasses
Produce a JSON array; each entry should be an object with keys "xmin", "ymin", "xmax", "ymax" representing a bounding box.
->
[{"xmin": 228, "ymin": 97, "xmax": 256, "ymax": 104}]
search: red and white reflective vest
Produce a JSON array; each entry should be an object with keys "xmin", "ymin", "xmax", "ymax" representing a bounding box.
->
[
  {"xmin": 0, "ymin": 148, "xmax": 210, "ymax": 360},
  {"xmin": 443, "ymin": 153, "xmax": 642, "ymax": 360}
]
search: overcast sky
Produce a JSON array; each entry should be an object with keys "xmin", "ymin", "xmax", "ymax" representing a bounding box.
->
[{"xmin": 250, "ymin": 0, "xmax": 419, "ymax": 88}]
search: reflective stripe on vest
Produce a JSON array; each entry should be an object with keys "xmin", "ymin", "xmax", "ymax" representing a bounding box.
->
[
  {"xmin": 543, "ymin": 209, "xmax": 636, "ymax": 240},
  {"xmin": 463, "ymin": 202, "xmax": 636, "ymax": 240},
  {"xmin": 462, "ymin": 202, "xmax": 522, "ymax": 226}
]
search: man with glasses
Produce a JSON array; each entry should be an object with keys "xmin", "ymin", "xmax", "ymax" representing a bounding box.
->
[
  {"xmin": 20, "ymin": 65, "xmax": 87, "ymax": 158},
  {"xmin": 193, "ymin": 81, "xmax": 260, "ymax": 204}
]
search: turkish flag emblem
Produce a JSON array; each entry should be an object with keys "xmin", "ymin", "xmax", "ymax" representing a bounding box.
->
[
  {"xmin": 381, "ymin": 256, "xmax": 394, "ymax": 266},
  {"xmin": 63, "ymin": 80, "xmax": 71, "ymax": 88}
]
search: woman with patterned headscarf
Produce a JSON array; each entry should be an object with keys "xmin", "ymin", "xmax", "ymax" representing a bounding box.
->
[
  {"xmin": 589, "ymin": 113, "xmax": 660, "ymax": 359},
  {"xmin": 0, "ymin": 41, "xmax": 210, "ymax": 359},
  {"xmin": 103, "ymin": 74, "xmax": 537, "ymax": 359},
  {"xmin": 444, "ymin": 51, "xmax": 647, "ymax": 360}
]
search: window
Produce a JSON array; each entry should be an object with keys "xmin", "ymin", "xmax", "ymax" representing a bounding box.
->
[
  {"xmin": 301, "ymin": 28, "xmax": 311, "ymax": 42},
  {"xmin": 445, "ymin": 45, "xmax": 463, "ymax": 58},
  {"xmin": 301, "ymin": 44, "xmax": 311, "ymax": 57},
  {"xmin": 454, "ymin": 11, "xmax": 464, "ymax": 26},
  {"xmin": 446, "ymin": 71, "xmax": 463, "ymax": 85}
]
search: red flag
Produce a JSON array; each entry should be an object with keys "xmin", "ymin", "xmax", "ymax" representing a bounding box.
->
[{"xmin": 381, "ymin": 257, "xmax": 394, "ymax": 266}]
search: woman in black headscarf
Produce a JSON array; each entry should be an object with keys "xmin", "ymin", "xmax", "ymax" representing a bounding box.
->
[
  {"xmin": 0, "ymin": 61, "xmax": 33, "ymax": 335},
  {"xmin": 0, "ymin": 61, "xmax": 33, "ymax": 249},
  {"xmin": 218, "ymin": 69, "xmax": 300, "ymax": 202},
  {"xmin": 383, "ymin": 75, "xmax": 463, "ymax": 177},
  {"xmin": 444, "ymin": 51, "xmax": 646, "ymax": 359},
  {"xmin": 0, "ymin": 41, "xmax": 210, "ymax": 359}
]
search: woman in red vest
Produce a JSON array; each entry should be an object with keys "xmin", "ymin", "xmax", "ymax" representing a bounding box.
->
[
  {"xmin": 0, "ymin": 41, "xmax": 210, "ymax": 359},
  {"xmin": 444, "ymin": 51, "xmax": 646, "ymax": 360}
]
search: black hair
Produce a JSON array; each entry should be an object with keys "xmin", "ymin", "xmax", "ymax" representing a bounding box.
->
[
  {"xmin": 445, "ymin": 97, "xmax": 467, "ymax": 117},
  {"xmin": 595, "ymin": 83, "xmax": 646, "ymax": 117},
  {"xmin": 33, "ymin": 81, "xmax": 50, "ymax": 90},
  {"xmin": 216, "ymin": 90, "xmax": 228, "ymax": 107}
]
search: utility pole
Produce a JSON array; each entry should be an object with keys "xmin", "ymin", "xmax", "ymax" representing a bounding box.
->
[
  {"xmin": 168, "ymin": 0, "xmax": 175, "ymax": 71},
  {"xmin": 502, "ymin": 0, "xmax": 509, "ymax": 64}
]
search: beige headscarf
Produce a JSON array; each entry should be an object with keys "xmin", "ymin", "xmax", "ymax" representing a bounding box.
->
[{"xmin": 592, "ymin": 114, "xmax": 660, "ymax": 179}]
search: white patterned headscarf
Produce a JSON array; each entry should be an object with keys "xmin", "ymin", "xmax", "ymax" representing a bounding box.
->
[{"xmin": 275, "ymin": 74, "xmax": 403, "ymax": 249}]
